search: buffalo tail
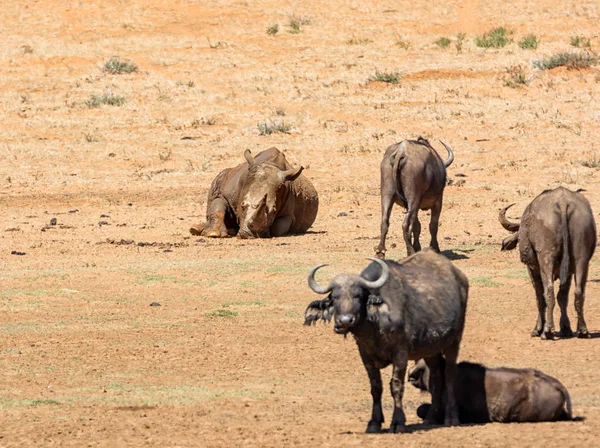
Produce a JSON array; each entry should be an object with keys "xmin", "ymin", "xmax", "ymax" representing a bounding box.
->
[{"xmin": 559, "ymin": 204, "xmax": 570, "ymax": 288}]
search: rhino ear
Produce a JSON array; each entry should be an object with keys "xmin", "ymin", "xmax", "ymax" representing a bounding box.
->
[
  {"xmin": 279, "ymin": 166, "xmax": 304, "ymax": 182},
  {"xmin": 244, "ymin": 149, "xmax": 256, "ymax": 166},
  {"xmin": 501, "ymin": 233, "xmax": 519, "ymax": 251},
  {"xmin": 304, "ymin": 296, "xmax": 334, "ymax": 326}
]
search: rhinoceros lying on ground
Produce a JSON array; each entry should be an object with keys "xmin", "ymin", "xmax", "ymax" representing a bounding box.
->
[{"xmin": 190, "ymin": 147, "xmax": 318, "ymax": 238}]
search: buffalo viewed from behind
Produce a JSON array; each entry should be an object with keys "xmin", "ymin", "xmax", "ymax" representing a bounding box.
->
[
  {"xmin": 376, "ymin": 137, "xmax": 454, "ymax": 258},
  {"xmin": 409, "ymin": 359, "xmax": 572, "ymax": 423},
  {"xmin": 304, "ymin": 250, "xmax": 468, "ymax": 433},
  {"xmin": 190, "ymin": 147, "xmax": 318, "ymax": 239},
  {"xmin": 499, "ymin": 187, "xmax": 596, "ymax": 339}
]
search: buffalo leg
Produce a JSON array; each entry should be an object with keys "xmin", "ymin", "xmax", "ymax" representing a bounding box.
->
[
  {"xmin": 402, "ymin": 205, "xmax": 420, "ymax": 256},
  {"xmin": 574, "ymin": 259, "xmax": 591, "ymax": 338},
  {"xmin": 557, "ymin": 275, "xmax": 573, "ymax": 338},
  {"xmin": 389, "ymin": 352, "xmax": 408, "ymax": 433},
  {"xmin": 359, "ymin": 351, "xmax": 384, "ymax": 433},
  {"xmin": 376, "ymin": 181, "xmax": 396, "ymax": 258},
  {"xmin": 270, "ymin": 216, "xmax": 293, "ymax": 237},
  {"xmin": 423, "ymin": 354, "xmax": 444, "ymax": 425},
  {"xmin": 429, "ymin": 201, "xmax": 442, "ymax": 253},
  {"xmin": 443, "ymin": 345, "xmax": 460, "ymax": 426},
  {"xmin": 539, "ymin": 258, "xmax": 556, "ymax": 340},
  {"xmin": 528, "ymin": 266, "xmax": 546, "ymax": 337},
  {"xmin": 412, "ymin": 218, "xmax": 422, "ymax": 252}
]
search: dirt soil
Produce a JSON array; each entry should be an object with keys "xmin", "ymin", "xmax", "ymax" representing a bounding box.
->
[{"xmin": 1, "ymin": 0, "xmax": 600, "ymax": 446}]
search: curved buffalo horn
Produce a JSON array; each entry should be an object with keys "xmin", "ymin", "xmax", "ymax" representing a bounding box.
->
[
  {"xmin": 359, "ymin": 258, "xmax": 390, "ymax": 290},
  {"xmin": 244, "ymin": 149, "xmax": 256, "ymax": 166},
  {"xmin": 279, "ymin": 166, "xmax": 304, "ymax": 182},
  {"xmin": 439, "ymin": 141, "xmax": 454, "ymax": 168},
  {"xmin": 308, "ymin": 264, "xmax": 333, "ymax": 295},
  {"xmin": 499, "ymin": 203, "xmax": 520, "ymax": 232}
]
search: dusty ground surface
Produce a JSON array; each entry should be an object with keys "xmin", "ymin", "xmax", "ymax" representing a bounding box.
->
[{"xmin": 1, "ymin": 0, "xmax": 600, "ymax": 446}]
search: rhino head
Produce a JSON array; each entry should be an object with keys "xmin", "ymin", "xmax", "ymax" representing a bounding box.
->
[{"xmin": 237, "ymin": 150, "xmax": 303, "ymax": 239}]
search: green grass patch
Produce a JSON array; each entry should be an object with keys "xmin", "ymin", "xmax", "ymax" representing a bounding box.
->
[
  {"xmin": 474, "ymin": 27, "xmax": 512, "ymax": 48},
  {"xmin": 503, "ymin": 65, "xmax": 528, "ymax": 88},
  {"xmin": 103, "ymin": 58, "xmax": 138, "ymax": 74},
  {"xmin": 518, "ymin": 34, "xmax": 539, "ymax": 50},
  {"xmin": 85, "ymin": 93, "xmax": 125, "ymax": 108},
  {"xmin": 455, "ymin": 33, "xmax": 466, "ymax": 53},
  {"xmin": 266, "ymin": 24, "xmax": 279, "ymax": 35},
  {"xmin": 347, "ymin": 36, "xmax": 373, "ymax": 45},
  {"xmin": 581, "ymin": 155, "xmax": 600, "ymax": 168},
  {"xmin": 204, "ymin": 309, "xmax": 239, "ymax": 319},
  {"xmin": 435, "ymin": 37, "xmax": 451, "ymax": 48},
  {"xmin": 570, "ymin": 35, "xmax": 591, "ymax": 48},
  {"xmin": 368, "ymin": 70, "xmax": 401, "ymax": 84},
  {"xmin": 288, "ymin": 14, "xmax": 311, "ymax": 34},
  {"xmin": 257, "ymin": 119, "xmax": 292, "ymax": 135},
  {"xmin": 533, "ymin": 51, "xmax": 598, "ymax": 70},
  {"xmin": 221, "ymin": 300, "xmax": 264, "ymax": 308},
  {"xmin": 470, "ymin": 276, "xmax": 502, "ymax": 287}
]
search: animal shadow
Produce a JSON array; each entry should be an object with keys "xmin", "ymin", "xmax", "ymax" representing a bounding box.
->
[
  {"xmin": 552, "ymin": 331, "xmax": 600, "ymax": 340},
  {"xmin": 441, "ymin": 249, "xmax": 471, "ymax": 261},
  {"xmin": 338, "ymin": 422, "xmax": 442, "ymax": 435},
  {"xmin": 303, "ymin": 230, "xmax": 327, "ymax": 235}
]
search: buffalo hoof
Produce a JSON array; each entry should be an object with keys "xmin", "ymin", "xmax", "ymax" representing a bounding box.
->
[
  {"xmin": 540, "ymin": 331, "xmax": 554, "ymax": 340},
  {"xmin": 389, "ymin": 422, "xmax": 406, "ymax": 434},
  {"xmin": 444, "ymin": 417, "xmax": 460, "ymax": 427},
  {"xmin": 559, "ymin": 328, "xmax": 574, "ymax": 338},
  {"xmin": 365, "ymin": 421, "xmax": 382, "ymax": 434},
  {"xmin": 374, "ymin": 249, "xmax": 386, "ymax": 259},
  {"xmin": 578, "ymin": 330, "xmax": 591, "ymax": 339},
  {"xmin": 530, "ymin": 328, "xmax": 542, "ymax": 337}
]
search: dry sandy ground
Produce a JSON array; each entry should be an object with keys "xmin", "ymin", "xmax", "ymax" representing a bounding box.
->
[{"xmin": 1, "ymin": 0, "xmax": 600, "ymax": 446}]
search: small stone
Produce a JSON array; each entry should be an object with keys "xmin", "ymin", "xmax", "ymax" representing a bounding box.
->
[
  {"xmin": 149, "ymin": 302, "xmax": 161, "ymax": 307},
  {"xmin": 50, "ymin": 218, "xmax": 57, "ymax": 226},
  {"xmin": 337, "ymin": 212, "xmax": 348, "ymax": 217}
]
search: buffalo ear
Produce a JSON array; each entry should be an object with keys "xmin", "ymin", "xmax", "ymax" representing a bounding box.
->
[
  {"xmin": 304, "ymin": 296, "xmax": 334, "ymax": 326},
  {"xmin": 501, "ymin": 233, "xmax": 519, "ymax": 251}
]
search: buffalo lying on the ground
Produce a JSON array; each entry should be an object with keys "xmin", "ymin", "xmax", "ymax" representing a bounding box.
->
[
  {"xmin": 190, "ymin": 147, "xmax": 318, "ymax": 239},
  {"xmin": 499, "ymin": 187, "xmax": 596, "ymax": 339},
  {"xmin": 376, "ymin": 137, "xmax": 454, "ymax": 258},
  {"xmin": 409, "ymin": 359, "xmax": 572, "ymax": 423},
  {"xmin": 304, "ymin": 250, "xmax": 468, "ymax": 433}
]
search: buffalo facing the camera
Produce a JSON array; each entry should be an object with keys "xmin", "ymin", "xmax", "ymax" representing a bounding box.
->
[
  {"xmin": 304, "ymin": 250, "xmax": 468, "ymax": 433},
  {"xmin": 499, "ymin": 187, "xmax": 596, "ymax": 339},
  {"xmin": 409, "ymin": 359, "xmax": 572, "ymax": 423},
  {"xmin": 190, "ymin": 147, "xmax": 318, "ymax": 239},
  {"xmin": 376, "ymin": 137, "xmax": 454, "ymax": 258}
]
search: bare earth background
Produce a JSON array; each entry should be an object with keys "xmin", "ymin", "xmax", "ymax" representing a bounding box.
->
[{"xmin": 1, "ymin": 0, "xmax": 600, "ymax": 446}]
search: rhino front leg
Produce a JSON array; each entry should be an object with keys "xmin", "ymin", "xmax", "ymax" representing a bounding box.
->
[
  {"xmin": 190, "ymin": 198, "xmax": 231, "ymax": 238},
  {"xmin": 270, "ymin": 216, "xmax": 293, "ymax": 237}
]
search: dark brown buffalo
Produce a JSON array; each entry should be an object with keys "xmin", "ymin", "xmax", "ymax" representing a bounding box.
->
[
  {"xmin": 376, "ymin": 137, "xmax": 454, "ymax": 258},
  {"xmin": 499, "ymin": 187, "xmax": 596, "ymax": 340},
  {"xmin": 409, "ymin": 359, "xmax": 572, "ymax": 423},
  {"xmin": 190, "ymin": 147, "xmax": 318, "ymax": 239},
  {"xmin": 304, "ymin": 250, "xmax": 468, "ymax": 433}
]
